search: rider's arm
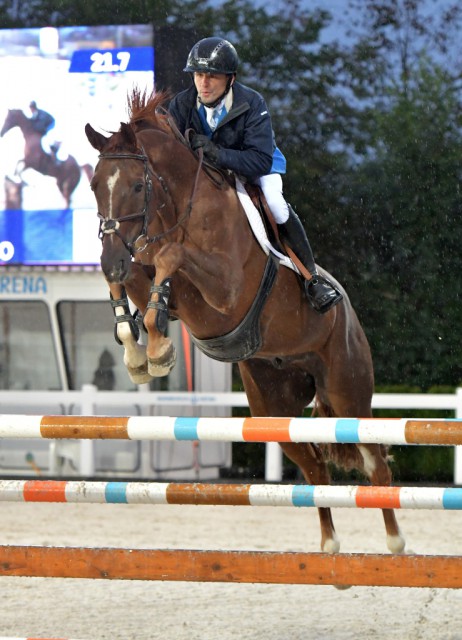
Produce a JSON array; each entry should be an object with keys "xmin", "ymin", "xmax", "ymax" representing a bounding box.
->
[{"xmin": 215, "ymin": 93, "xmax": 274, "ymax": 180}]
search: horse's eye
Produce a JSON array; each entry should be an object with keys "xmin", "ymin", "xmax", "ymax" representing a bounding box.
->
[{"xmin": 134, "ymin": 182, "xmax": 144, "ymax": 193}]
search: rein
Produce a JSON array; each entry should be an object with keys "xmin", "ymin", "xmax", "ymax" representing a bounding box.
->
[{"xmin": 97, "ymin": 146, "xmax": 203, "ymax": 256}]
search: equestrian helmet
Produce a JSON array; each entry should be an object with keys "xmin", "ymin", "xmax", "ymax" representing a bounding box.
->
[{"xmin": 184, "ymin": 37, "xmax": 239, "ymax": 75}]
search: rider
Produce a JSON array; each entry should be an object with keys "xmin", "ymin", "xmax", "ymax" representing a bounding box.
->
[
  {"xmin": 29, "ymin": 101, "xmax": 65, "ymax": 164},
  {"xmin": 29, "ymin": 101, "xmax": 55, "ymax": 135},
  {"xmin": 169, "ymin": 37, "xmax": 343, "ymax": 314}
]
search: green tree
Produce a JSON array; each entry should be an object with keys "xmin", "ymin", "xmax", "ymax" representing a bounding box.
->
[{"xmin": 348, "ymin": 61, "xmax": 462, "ymax": 387}]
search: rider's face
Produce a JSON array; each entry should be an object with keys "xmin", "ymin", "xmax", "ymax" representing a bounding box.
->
[{"xmin": 194, "ymin": 72, "xmax": 231, "ymax": 105}]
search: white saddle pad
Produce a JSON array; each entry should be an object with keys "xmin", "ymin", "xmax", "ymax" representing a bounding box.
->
[{"xmin": 235, "ymin": 178, "xmax": 299, "ymax": 273}]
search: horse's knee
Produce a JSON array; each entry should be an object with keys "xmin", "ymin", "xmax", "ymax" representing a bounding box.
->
[{"xmin": 154, "ymin": 242, "xmax": 185, "ymax": 274}]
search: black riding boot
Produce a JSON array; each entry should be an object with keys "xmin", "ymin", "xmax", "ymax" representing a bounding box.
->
[{"xmin": 278, "ymin": 207, "xmax": 343, "ymax": 314}]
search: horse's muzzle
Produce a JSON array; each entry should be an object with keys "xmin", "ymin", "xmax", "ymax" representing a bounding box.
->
[
  {"xmin": 103, "ymin": 264, "xmax": 130, "ymax": 284},
  {"xmin": 101, "ymin": 250, "xmax": 132, "ymax": 284}
]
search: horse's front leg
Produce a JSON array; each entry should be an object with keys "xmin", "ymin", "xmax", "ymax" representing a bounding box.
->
[
  {"xmin": 144, "ymin": 271, "xmax": 177, "ymax": 378},
  {"xmin": 140, "ymin": 243, "xmax": 180, "ymax": 378},
  {"xmin": 143, "ymin": 242, "xmax": 241, "ymax": 377},
  {"xmin": 107, "ymin": 267, "xmax": 153, "ymax": 384}
]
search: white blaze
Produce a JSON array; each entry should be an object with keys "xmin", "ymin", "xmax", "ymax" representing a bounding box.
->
[{"xmin": 107, "ymin": 168, "xmax": 121, "ymax": 219}]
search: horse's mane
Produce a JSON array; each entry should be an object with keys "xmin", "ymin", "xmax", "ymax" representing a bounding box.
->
[{"xmin": 127, "ymin": 87, "xmax": 172, "ymax": 135}]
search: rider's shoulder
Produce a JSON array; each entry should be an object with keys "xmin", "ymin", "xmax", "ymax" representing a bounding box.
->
[
  {"xmin": 232, "ymin": 82, "xmax": 269, "ymax": 109},
  {"xmin": 170, "ymin": 85, "xmax": 197, "ymax": 109}
]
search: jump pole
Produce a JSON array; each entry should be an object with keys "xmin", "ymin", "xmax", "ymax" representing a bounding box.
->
[
  {"xmin": 1, "ymin": 416, "xmax": 462, "ymax": 445},
  {"xmin": 1, "ymin": 480, "xmax": 461, "ymax": 510},
  {"xmin": 2, "ymin": 417, "xmax": 462, "ymax": 592},
  {"xmin": 1, "ymin": 545, "xmax": 461, "ymax": 589}
]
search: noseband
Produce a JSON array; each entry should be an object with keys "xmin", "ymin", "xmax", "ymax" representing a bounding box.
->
[{"xmin": 97, "ymin": 146, "xmax": 203, "ymax": 257}]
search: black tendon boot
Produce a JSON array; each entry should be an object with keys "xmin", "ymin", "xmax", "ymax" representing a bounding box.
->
[{"xmin": 278, "ymin": 207, "xmax": 343, "ymax": 314}]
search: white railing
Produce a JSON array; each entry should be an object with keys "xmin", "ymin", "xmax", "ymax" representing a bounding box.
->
[{"xmin": 0, "ymin": 386, "xmax": 461, "ymax": 483}]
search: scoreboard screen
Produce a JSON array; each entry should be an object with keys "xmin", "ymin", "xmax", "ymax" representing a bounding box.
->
[{"xmin": 0, "ymin": 25, "xmax": 154, "ymax": 265}]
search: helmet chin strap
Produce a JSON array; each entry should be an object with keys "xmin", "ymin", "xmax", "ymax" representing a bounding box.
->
[{"xmin": 198, "ymin": 75, "xmax": 235, "ymax": 108}]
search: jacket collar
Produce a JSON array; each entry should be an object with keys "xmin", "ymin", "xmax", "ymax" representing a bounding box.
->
[{"xmin": 190, "ymin": 83, "xmax": 250, "ymax": 128}]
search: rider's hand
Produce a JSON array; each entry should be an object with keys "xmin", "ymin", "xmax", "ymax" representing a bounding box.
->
[{"xmin": 191, "ymin": 134, "xmax": 220, "ymax": 165}]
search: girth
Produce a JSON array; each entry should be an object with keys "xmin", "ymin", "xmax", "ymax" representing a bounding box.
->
[{"xmin": 190, "ymin": 253, "xmax": 279, "ymax": 362}]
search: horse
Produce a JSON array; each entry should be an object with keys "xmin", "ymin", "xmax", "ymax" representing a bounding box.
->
[
  {"xmin": 85, "ymin": 88, "xmax": 405, "ymax": 560},
  {"xmin": 4, "ymin": 175, "xmax": 23, "ymax": 209},
  {"xmin": 1, "ymin": 108, "xmax": 83, "ymax": 208}
]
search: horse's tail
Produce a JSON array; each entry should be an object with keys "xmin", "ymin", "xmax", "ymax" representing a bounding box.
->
[{"xmin": 312, "ymin": 395, "xmax": 366, "ymax": 471}]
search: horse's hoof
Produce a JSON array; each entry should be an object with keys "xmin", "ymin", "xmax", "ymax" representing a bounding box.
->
[
  {"xmin": 322, "ymin": 537, "xmax": 340, "ymax": 554},
  {"xmin": 321, "ymin": 537, "xmax": 352, "ymax": 589},
  {"xmin": 127, "ymin": 362, "xmax": 153, "ymax": 385},
  {"xmin": 387, "ymin": 533, "xmax": 406, "ymax": 554},
  {"xmin": 148, "ymin": 344, "xmax": 177, "ymax": 377}
]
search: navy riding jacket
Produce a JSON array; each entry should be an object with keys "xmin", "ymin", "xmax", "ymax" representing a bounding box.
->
[
  {"xmin": 31, "ymin": 109, "xmax": 55, "ymax": 135},
  {"xmin": 169, "ymin": 81, "xmax": 274, "ymax": 181}
]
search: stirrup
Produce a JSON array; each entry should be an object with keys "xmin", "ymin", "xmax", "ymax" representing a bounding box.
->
[{"xmin": 305, "ymin": 276, "xmax": 343, "ymax": 314}]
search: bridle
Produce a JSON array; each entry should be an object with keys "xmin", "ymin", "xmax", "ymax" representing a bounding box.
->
[{"xmin": 96, "ymin": 146, "xmax": 204, "ymax": 256}]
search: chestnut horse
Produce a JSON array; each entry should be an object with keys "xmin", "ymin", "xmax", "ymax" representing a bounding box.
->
[
  {"xmin": 85, "ymin": 89, "xmax": 405, "ymax": 558},
  {"xmin": 1, "ymin": 108, "xmax": 84, "ymax": 208}
]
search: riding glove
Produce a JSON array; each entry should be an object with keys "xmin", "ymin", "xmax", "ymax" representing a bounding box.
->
[{"xmin": 191, "ymin": 134, "xmax": 220, "ymax": 165}]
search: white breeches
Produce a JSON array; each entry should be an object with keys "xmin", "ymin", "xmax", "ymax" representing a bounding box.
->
[
  {"xmin": 41, "ymin": 131, "xmax": 69, "ymax": 161},
  {"xmin": 256, "ymin": 173, "xmax": 289, "ymax": 224}
]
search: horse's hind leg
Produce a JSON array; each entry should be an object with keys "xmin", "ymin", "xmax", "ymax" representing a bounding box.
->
[
  {"xmin": 281, "ymin": 441, "xmax": 340, "ymax": 553},
  {"xmin": 320, "ymin": 327, "xmax": 405, "ymax": 554},
  {"xmin": 357, "ymin": 443, "xmax": 406, "ymax": 553},
  {"xmin": 238, "ymin": 358, "xmax": 339, "ymax": 554}
]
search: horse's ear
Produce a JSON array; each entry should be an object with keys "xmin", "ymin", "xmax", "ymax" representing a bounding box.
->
[
  {"xmin": 120, "ymin": 122, "xmax": 138, "ymax": 150},
  {"xmin": 85, "ymin": 123, "xmax": 109, "ymax": 151}
]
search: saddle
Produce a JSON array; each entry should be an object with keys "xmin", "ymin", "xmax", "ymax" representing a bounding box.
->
[{"xmin": 242, "ymin": 182, "xmax": 281, "ymax": 247}]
